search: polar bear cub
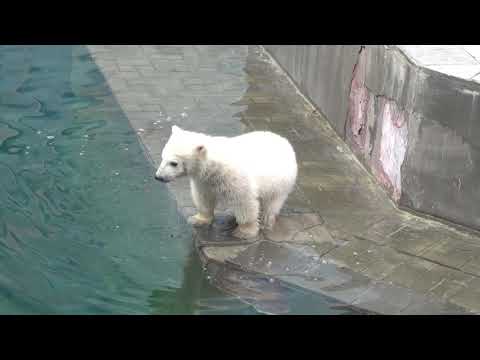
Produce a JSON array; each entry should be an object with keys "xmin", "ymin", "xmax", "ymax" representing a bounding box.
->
[{"xmin": 155, "ymin": 125, "xmax": 297, "ymax": 239}]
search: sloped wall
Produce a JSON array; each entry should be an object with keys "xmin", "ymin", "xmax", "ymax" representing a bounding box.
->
[{"xmin": 264, "ymin": 45, "xmax": 480, "ymax": 231}]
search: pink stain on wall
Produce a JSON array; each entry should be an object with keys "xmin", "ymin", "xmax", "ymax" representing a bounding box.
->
[
  {"xmin": 376, "ymin": 100, "xmax": 408, "ymax": 201},
  {"xmin": 347, "ymin": 49, "xmax": 369, "ymax": 153},
  {"xmin": 346, "ymin": 48, "xmax": 408, "ymax": 202}
]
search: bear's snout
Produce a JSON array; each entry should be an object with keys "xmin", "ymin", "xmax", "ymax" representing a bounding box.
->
[{"xmin": 154, "ymin": 174, "xmax": 169, "ymax": 183}]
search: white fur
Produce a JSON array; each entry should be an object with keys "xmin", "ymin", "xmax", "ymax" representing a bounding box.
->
[{"xmin": 155, "ymin": 125, "xmax": 298, "ymax": 239}]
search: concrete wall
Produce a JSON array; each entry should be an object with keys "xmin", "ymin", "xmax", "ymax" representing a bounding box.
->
[{"xmin": 264, "ymin": 45, "xmax": 480, "ymax": 231}]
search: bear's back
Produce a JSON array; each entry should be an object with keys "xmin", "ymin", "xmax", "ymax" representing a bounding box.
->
[{"xmin": 228, "ymin": 131, "xmax": 297, "ymax": 179}]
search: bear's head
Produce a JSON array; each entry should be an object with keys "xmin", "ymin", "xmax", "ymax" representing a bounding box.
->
[{"xmin": 154, "ymin": 125, "xmax": 207, "ymax": 183}]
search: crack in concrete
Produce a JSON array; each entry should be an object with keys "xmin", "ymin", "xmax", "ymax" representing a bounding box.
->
[{"xmin": 394, "ymin": 248, "xmax": 477, "ymax": 278}]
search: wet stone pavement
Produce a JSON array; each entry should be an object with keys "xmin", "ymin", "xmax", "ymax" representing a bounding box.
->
[{"xmin": 88, "ymin": 45, "xmax": 480, "ymax": 314}]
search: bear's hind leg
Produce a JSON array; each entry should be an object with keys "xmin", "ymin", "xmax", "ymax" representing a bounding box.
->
[
  {"xmin": 262, "ymin": 193, "xmax": 289, "ymax": 231},
  {"xmin": 231, "ymin": 195, "xmax": 260, "ymax": 239}
]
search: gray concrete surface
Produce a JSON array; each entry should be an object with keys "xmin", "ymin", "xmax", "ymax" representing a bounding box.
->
[
  {"xmin": 265, "ymin": 45, "xmax": 480, "ymax": 232},
  {"xmin": 88, "ymin": 45, "xmax": 480, "ymax": 314}
]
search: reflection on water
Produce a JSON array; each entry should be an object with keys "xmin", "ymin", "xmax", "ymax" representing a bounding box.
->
[{"xmin": 0, "ymin": 45, "xmax": 361, "ymax": 315}]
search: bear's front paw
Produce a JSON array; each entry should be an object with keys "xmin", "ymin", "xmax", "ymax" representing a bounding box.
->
[
  {"xmin": 187, "ymin": 213, "xmax": 213, "ymax": 227},
  {"xmin": 232, "ymin": 223, "xmax": 259, "ymax": 240}
]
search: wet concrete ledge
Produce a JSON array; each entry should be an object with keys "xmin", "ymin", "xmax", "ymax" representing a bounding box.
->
[
  {"xmin": 264, "ymin": 45, "xmax": 480, "ymax": 233},
  {"xmin": 89, "ymin": 45, "xmax": 480, "ymax": 314}
]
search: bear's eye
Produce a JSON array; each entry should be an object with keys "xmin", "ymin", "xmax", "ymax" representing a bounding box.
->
[{"xmin": 169, "ymin": 161, "xmax": 178, "ymax": 167}]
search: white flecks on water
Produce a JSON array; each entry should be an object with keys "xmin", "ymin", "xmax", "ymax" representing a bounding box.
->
[
  {"xmin": 37, "ymin": 130, "xmax": 42, "ymax": 134},
  {"xmin": 114, "ymin": 171, "xmax": 120, "ymax": 176},
  {"xmin": 79, "ymin": 152, "xmax": 84, "ymax": 156},
  {"xmin": 83, "ymin": 134, "xmax": 89, "ymax": 138},
  {"xmin": 25, "ymin": 151, "xmax": 29, "ymax": 155},
  {"xmin": 26, "ymin": 146, "xmax": 30, "ymax": 150},
  {"xmin": 124, "ymin": 147, "xmax": 129, "ymax": 151},
  {"xmin": 46, "ymin": 135, "xmax": 55, "ymax": 140}
]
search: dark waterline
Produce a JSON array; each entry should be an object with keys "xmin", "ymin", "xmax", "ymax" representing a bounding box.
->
[{"xmin": 0, "ymin": 45, "xmax": 361, "ymax": 315}]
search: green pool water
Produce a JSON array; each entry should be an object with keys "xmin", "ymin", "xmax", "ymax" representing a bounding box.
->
[{"xmin": 0, "ymin": 45, "xmax": 362, "ymax": 315}]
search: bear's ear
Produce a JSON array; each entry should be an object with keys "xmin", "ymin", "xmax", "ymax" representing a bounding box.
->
[
  {"xmin": 195, "ymin": 144, "xmax": 207, "ymax": 158},
  {"xmin": 171, "ymin": 125, "xmax": 182, "ymax": 134}
]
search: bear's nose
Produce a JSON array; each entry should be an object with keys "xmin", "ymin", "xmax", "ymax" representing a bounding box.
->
[{"xmin": 154, "ymin": 174, "xmax": 168, "ymax": 183}]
